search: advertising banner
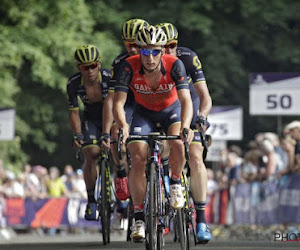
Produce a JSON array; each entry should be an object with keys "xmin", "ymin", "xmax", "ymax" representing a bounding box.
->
[
  {"xmin": 249, "ymin": 73, "xmax": 300, "ymax": 115},
  {"xmin": 207, "ymin": 106, "xmax": 243, "ymax": 140}
]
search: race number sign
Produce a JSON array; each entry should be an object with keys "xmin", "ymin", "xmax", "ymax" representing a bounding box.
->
[
  {"xmin": 206, "ymin": 106, "xmax": 243, "ymax": 140},
  {"xmin": 0, "ymin": 108, "xmax": 15, "ymax": 140},
  {"xmin": 249, "ymin": 73, "xmax": 300, "ymax": 115},
  {"xmin": 206, "ymin": 140, "xmax": 227, "ymax": 162}
]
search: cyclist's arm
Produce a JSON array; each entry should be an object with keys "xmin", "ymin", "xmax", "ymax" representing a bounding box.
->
[
  {"xmin": 113, "ymin": 60, "xmax": 132, "ymax": 130},
  {"xmin": 102, "ymin": 91, "xmax": 114, "ymax": 134},
  {"xmin": 113, "ymin": 92, "xmax": 127, "ymax": 130},
  {"xmin": 171, "ymin": 59, "xmax": 192, "ymax": 130},
  {"xmin": 69, "ymin": 109, "xmax": 81, "ymax": 135},
  {"xmin": 194, "ymin": 82, "xmax": 212, "ymax": 119},
  {"xmin": 177, "ymin": 89, "xmax": 193, "ymax": 131}
]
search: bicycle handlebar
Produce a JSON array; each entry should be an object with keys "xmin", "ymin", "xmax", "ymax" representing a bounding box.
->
[{"xmin": 117, "ymin": 128, "xmax": 190, "ymax": 161}]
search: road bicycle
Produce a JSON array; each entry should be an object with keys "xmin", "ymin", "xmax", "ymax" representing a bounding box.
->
[
  {"xmin": 76, "ymin": 140, "xmax": 115, "ymax": 245},
  {"xmin": 118, "ymin": 129, "xmax": 189, "ymax": 250},
  {"xmin": 173, "ymin": 123, "xmax": 212, "ymax": 249}
]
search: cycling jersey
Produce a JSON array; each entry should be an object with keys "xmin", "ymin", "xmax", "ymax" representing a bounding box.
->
[
  {"xmin": 176, "ymin": 46, "xmax": 207, "ymax": 101},
  {"xmin": 176, "ymin": 47, "xmax": 207, "ymax": 126},
  {"xmin": 110, "ymin": 51, "xmax": 135, "ymax": 124},
  {"xmin": 66, "ymin": 69, "xmax": 110, "ymax": 122},
  {"xmin": 115, "ymin": 54, "xmax": 189, "ymax": 112}
]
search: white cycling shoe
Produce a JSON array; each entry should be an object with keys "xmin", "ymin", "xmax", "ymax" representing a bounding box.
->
[
  {"xmin": 170, "ymin": 184, "xmax": 184, "ymax": 209},
  {"xmin": 131, "ymin": 220, "xmax": 145, "ymax": 242}
]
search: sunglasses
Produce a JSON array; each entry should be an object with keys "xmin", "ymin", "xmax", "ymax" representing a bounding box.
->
[
  {"xmin": 125, "ymin": 41, "xmax": 138, "ymax": 48},
  {"xmin": 165, "ymin": 42, "xmax": 177, "ymax": 49},
  {"xmin": 140, "ymin": 49, "xmax": 162, "ymax": 56},
  {"xmin": 80, "ymin": 63, "xmax": 98, "ymax": 71}
]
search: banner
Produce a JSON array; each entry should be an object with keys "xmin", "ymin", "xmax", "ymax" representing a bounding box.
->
[
  {"xmin": 207, "ymin": 106, "xmax": 243, "ymax": 140},
  {"xmin": 249, "ymin": 73, "xmax": 300, "ymax": 115},
  {"xmin": 0, "ymin": 108, "xmax": 15, "ymax": 141}
]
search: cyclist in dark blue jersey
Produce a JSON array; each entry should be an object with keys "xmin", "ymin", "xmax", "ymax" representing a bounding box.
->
[
  {"xmin": 67, "ymin": 45, "xmax": 110, "ymax": 221},
  {"xmin": 101, "ymin": 18, "xmax": 149, "ymax": 201},
  {"xmin": 156, "ymin": 22, "xmax": 212, "ymax": 243}
]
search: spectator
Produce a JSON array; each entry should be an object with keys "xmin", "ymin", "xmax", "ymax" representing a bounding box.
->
[
  {"xmin": 46, "ymin": 167, "xmax": 69, "ymax": 198},
  {"xmin": 26, "ymin": 165, "xmax": 48, "ymax": 199},
  {"xmin": 284, "ymin": 120, "xmax": 300, "ymax": 173},
  {"xmin": 260, "ymin": 139, "xmax": 281, "ymax": 181},
  {"xmin": 2, "ymin": 171, "xmax": 25, "ymax": 198},
  {"xmin": 72, "ymin": 169, "xmax": 87, "ymax": 199},
  {"xmin": 61, "ymin": 164, "xmax": 75, "ymax": 183},
  {"xmin": 207, "ymin": 168, "xmax": 218, "ymax": 197},
  {"xmin": 226, "ymin": 152, "xmax": 242, "ymax": 187}
]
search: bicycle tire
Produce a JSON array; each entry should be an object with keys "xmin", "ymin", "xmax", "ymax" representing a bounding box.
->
[
  {"xmin": 126, "ymin": 199, "xmax": 133, "ymax": 242},
  {"xmin": 147, "ymin": 162, "xmax": 157, "ymax": 250},
  {"xmin": 100, "ymin": 157, "xmax": 111, "ymax": 245},
  {"xmin": 176, "ymin": 208, "xmax": 187, "ymax": 250}
]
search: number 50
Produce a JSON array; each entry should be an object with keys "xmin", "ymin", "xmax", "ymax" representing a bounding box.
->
[{"xmin": 267, "ymin": 94, "xmax": 292, "ymax": 109}]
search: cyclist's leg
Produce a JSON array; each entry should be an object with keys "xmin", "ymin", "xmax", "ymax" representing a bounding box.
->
[
  {"xmin": 111, "ymin": 101, "xmax": 135, "ymax": 201},
  {"xmin": 81, "ymin": 120, "xmax": 101, "ymax": 220},
  {"xmin": 189, "ymin": 133, "xmax": 212, "ymax": 243},
  {"xmin": 127, "ymin": 108, "xmax": 153, "ymax": 240},
  {"xmin": 161, "ymin": 101, "xmax": 185, "ymax": 209}
]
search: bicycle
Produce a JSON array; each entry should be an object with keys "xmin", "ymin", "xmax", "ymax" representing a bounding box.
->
[
  {"xmin": 76, "ymin": 140, "xmax": 115, "ymax": 245},
  {"xmin": 118, "ymin": 128, "xmax": 189, "ymax": 250},
  {"xmin": 173, "ymin": 122, "xmax": 212, "ymax": 249}
]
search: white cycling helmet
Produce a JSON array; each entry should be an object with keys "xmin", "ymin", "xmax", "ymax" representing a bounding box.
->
[{"xmin": 136, "ymin": 25, "xmax": 167, "ymax": 47}]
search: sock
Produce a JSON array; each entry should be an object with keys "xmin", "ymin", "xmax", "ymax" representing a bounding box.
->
[
  {"xmin": 194, "ymin": 201, "xmax": 206, "ymax": 223},
  {"xmin": 170, "ymin": 173, "xmax": 181, "ymax": 185},
  {"xmin": 162, "ymin": 157, "xmax": 170, "ymax": 177},
  {"xmin": 133, "ymin": 204, "xmax": 145, "ymax": 222},
  {"xmin": 87, "ymin": 189, "xmax": 96, "ymax": 203},
  {"xmin": 116, "ymin": 164, "xmax": 127, "ymax": 178}
]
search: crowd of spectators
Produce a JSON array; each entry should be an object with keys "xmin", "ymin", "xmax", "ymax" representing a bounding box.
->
[
  {"xmin": 0, "ymin": 161, "xmax": 87, "ymax": 201},
  {"xmin": 0, "ymin": 120, "xmax": 299, "ymax": 236},
  {"xmin": 211, "ymin": 120, "xmax": 300, "ymax": 195},
  {"xmin": 1, "ymin": 121, "xmax": 300, "ymax": 202}
]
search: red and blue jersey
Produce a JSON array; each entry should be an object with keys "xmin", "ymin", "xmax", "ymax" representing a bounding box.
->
[{"xmin": 115, "ymin": 54, "xmax": 189, "ymax": 111}]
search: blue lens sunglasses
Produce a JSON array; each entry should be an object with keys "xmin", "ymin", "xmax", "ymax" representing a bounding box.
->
[{"xmin": 140, "ymin": 48, "xmax": 162, "ymax": 56}]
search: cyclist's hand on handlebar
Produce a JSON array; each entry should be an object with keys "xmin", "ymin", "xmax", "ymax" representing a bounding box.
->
[
  {"xmin": 73, "ymin": 133, "xmax": 84, "ymax": 149},
  {"xmin": 100, "ymin": 133, "xmax": 111, "ymax": 150},
  {"xmin": 196, "ymin": 115, "xmax": 210, "ymax": 132},
  {"xmin": 180, "ymin": 128, "xmax": 194, "ymax": 144}
]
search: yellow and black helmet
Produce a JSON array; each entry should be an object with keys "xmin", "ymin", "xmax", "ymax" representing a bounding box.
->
[
  {"xmin": 74, "ymin": 45, "xmax": 101, "ymax": 64},
  {"xmin": 155, "ymin": 23, "xmax": 178, "ymax": 43},
  {"xmin": 122, "ymin": 18, "xmax": 149, "ymax": 41},
  {"xmin": 136, "ymin": 25, "xmax": 167, "ymax": 47}
]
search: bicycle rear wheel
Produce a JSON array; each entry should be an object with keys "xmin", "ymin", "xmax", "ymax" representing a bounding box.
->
[
  {"xmin": 100, "ymin": 158, "xmax": 111, "ymax": 245},
  {"xmin": 175, "ymin": 208, "xmax": 187, "ymax": 250}
]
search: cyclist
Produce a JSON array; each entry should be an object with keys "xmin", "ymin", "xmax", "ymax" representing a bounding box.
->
[
  {"xmin": 113, "ymin": 25, "xmax": 194, "ymax": 241},
  {"xmin": 156, "ymin": 22, "xmax": 212, "ymax": 243},
  {"xmin": 67, "ymin": 45, "xmax": 110, "ymax": 221},
  {"xmin": 101, "ymin": 18, "xmax": 149, "ymax": 201}
]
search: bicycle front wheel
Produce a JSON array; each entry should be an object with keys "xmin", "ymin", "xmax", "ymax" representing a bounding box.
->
[
  {"xmin": 100, "ymin": 158, "xmax": 111, "ymax": 245},
  {"xmin": 146, "ymin": 162, "xmax": 157, "ymax": 250}
]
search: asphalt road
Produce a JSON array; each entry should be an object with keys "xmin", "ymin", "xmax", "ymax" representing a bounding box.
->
[{"xmin": 1, "ymin": 232, "xmax": 299, "ymax": 250}]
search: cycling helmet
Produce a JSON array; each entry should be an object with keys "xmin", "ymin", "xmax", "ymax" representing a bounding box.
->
[
  {"xmin": 136, "ymin": 25, "xmax": 167, "ymax": 47},
  {"xmin": 122, "ymin": 18, "xmax": 149, "ymax": 41},
  {"xmin": 155, "ymin": 22, "xmax": 178, "ymax": 43},
  {"xmin": 74, "ymin": 45, "xmax": 101, "ymax": 64}
]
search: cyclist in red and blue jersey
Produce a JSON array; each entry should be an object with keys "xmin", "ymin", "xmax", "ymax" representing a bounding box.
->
[
  {"xmin": 67, "ymin": 45, "xmax": 110, "ymax": 221},
  {"xmin": 113, "ymin": 25, "xmax": 194, "ymax": 241},
  {"xmin": 101, "ymin": 18, "xmax": 149, "ymax": 201},
  {"xmin": 156, "ymin": 22, "xmax": 212, "ymax": 243}
]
